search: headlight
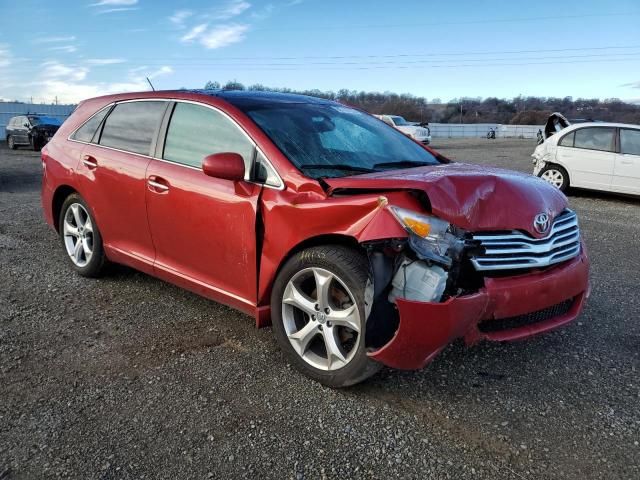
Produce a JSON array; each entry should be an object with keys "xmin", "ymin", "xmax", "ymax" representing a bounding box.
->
[{"xmin": 388, "ymin": 206, "xmax": 462, "ymax": 267}]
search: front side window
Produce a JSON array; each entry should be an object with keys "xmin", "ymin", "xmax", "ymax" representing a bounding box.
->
[
  {"xmin": 573, "ymin": 127, "xmax": 615, "ymax": 152},
  {"xmin": 620, "ymin": 129, "xmax": 640, "ymax": 156},
  {"xmin": 238, "ymin": 102, "xmax": 439, "ymax": 179},
  {"xmin": 559, "ymin": 131, "xmax": 574, "ymax": 147},
  {"xmin": 163, "ymin": 102, "xmax": 255, "ymax": 172},
  {"xmin": 100, "ymin": 101, "xmax": 167, "ymax": 155},
  {"xmin": 71, "ymin": 106, "xmax": 111, "ymax": 143}
]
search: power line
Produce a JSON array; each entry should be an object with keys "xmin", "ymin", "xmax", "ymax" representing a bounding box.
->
[{"xmin": 19, "ymin": 44, "xmax": 640, "ymax": 63}]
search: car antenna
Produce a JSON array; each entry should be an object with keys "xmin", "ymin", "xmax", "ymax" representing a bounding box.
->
[{"xmin": 146, "ymin": 77, "xmax": 156, "ymax": 91}]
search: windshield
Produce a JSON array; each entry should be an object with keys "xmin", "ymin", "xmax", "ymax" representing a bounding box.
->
[
  {"xmin": 240, "ymin": 103, "xmax": 439, "ymax": 178},
  {"xmin": 28, "ymin": 116, "xmax": 62, "ymax": 126},
  {"xmin": 391, "ymin": 116, "xmax": 411, "ymax": 126}
]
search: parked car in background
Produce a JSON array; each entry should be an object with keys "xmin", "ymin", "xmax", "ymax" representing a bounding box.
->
[
  {"xmin": 6, "ymin": 114, "xmax": 63, "ymax": 150},
  {"xmin": 374, "ymin": 114, "xmax": 431, "ymax": 144},
  {"xmin": 533, "ymin": 113, "xmax": 640, "ymax": 194},
  {"xmin": 42, "ymin": 90, "xmax": 589, "ymax": 387}
]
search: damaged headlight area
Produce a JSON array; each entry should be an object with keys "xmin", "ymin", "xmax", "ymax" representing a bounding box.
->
[
  {"xmin": 364, "ymin": 206, "xmax": 484, "ymax": 348},
  {"xmin": 388, "ymin": 206, "xmax": 464, "ymax": 268},
  {"xmin": 386, "ymin": 206, "xmax": 480, "ymax": 304}
]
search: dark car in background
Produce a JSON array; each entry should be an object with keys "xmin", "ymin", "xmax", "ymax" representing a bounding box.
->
[{"xmin": 6, "ymin": 114, "xmax": 63, "ymax": 150}]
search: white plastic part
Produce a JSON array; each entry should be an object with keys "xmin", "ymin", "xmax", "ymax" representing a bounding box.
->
[{"xmin": 388, "ymin": 260, "xmax": 448, "ymax": 303}]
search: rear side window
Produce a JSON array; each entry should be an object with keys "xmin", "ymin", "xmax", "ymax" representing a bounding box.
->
[
  {"xmin": 100, "ymin": 101, "xmax": 167, "ymax": 155},
  {"xmin": 620, "ymin": 129, "xmax": 640, "ymax": 155},
  {"xmin": 573, "ymin": 127, "xmax": 615, "ymax": 152},
  {"xmin": 559, "ymin": 131, "xmax": 574, "ymax": 147},
  {"xmin": 163, "ymin": 102, "xmax": 254, "ymax": 171},
  {"xmin": 71, "ymin": 106, "xmax": 110, "ymax": 143}
]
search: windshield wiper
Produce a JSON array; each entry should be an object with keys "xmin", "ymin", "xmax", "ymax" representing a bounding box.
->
[
  {"xmin": 299, "ymin": 164, "xmax": 377, "ymax": 173},
  {"xmin": 373, "ymin": 160, "xmax": 434, "ymax": 169}
]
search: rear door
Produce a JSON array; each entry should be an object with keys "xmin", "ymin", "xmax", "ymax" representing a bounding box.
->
[
  {"xmin": 612, "ymin": 128, "xmax": 640, "ymax": 194},
  {"xmin": 76, "ymin": 100, "xmax": 168, "ymax": 273},
  {"xmin": 145, "ymin": 101, "xmax": 262, "ymax": 311},
  {"xmin": 556, "ymin": 126, "xmax": 616, "ymax": 190}
]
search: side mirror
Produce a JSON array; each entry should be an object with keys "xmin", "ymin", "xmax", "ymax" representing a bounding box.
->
[
  {"xmin": 24, "ymin": 123, "xmax": 30, "ymax": 128},
  {"xmin": 202, "ymin": 152, "xmax": 245, "ymax": 181}
]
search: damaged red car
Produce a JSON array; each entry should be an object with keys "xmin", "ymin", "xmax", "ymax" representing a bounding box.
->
[{"xmin": 41, "ymin": 90, "xmax": 590, "ymax": 387}]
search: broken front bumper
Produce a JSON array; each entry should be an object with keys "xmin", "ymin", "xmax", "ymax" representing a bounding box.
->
[{"xmin": 368, "ymin": 245, "xmax": 590, "ymax": 370}]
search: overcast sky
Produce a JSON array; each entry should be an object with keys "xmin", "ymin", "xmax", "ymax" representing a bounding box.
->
[{"xmin": 1, "ymin": 0, "xmax": 640, "ymax": 104}]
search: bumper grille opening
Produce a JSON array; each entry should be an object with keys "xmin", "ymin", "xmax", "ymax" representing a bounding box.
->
[{"xmin": 479, "ymin": 298, "xmax": 574, "ymax": 333}]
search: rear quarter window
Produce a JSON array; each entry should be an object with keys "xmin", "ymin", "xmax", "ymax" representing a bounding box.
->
[
  {"xmin": 71, "ymin": 106, "xmax": 111, "ymax": 143},
  {"xmin": 99, "ymin": 101, "xmax": 167, "ymax": 155},
  {"xmin": 559, "ymin": 131, "xmax": 574, "ymax": 147}
]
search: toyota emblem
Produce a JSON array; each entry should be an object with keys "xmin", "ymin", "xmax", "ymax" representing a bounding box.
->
[{"xmin": 533, "ymin": 213, "xmax": 551, "ymax": 234}]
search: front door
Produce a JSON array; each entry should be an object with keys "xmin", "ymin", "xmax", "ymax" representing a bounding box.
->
[
  {"xmin": 612, "ymin": 128, "xmax": 640, "ymax": 194},
  {"xmin": 145, "ymin": 101, "xmax": 262, "ymax": 311}
]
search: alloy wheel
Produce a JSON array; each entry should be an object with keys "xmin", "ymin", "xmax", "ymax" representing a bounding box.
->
[
  {"xmin": 63, "ymin": 203, "xmax": 94, "ymax": 267},
  {"xmin": 541, "ymin": 169, "xmax": 564, "ymax": 189},
  {"xmin": 281, "ymin": 267, "xmax": 361, "ymax": 371}
]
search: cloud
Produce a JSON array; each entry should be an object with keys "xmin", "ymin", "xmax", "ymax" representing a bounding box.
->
[
  {"xmin": 181, "ymin": 24, "xmax": 208, "ymax": 43},
  {"xmin": 48, "ymin": 45, "xmax": 78, "ymax": 53},
  {"xmin": 621, "ymin": 81, "xmax": 640, "ymax": 89},
  {"xmin": 181, "ymin": 24, "xmax": 249, "ymax": 49},
  {"xmin": 86, "ymin": 58, "xmax": 127, "ymax": 65},
  {"xmin": 41, "ymin": 61, "xmax": 89, "ymax": 82},
  {"xmin": 33, "ymin": 36, "xmax": 77, "ymax": 44},
  {"xmin": 28, "ymin": 62, "xmax": 173, "ymax": 104},
  {"xmin": 96, "ymin": 7, "xmax": 139, "ymax": 14},
  {"xmin": 213, "ymin": 0, "xmax": 251, "ymax": 20},
  {"xmin": 90, "ymin": 0, "xmax": 138, "ymax": 5},
  {"xmin": 251, "ymin": 3, "xmax": 274, "ymax": 20},
  {"xmin": 170, "ymin": 9, "xmax": 193, "ymax": 26}
]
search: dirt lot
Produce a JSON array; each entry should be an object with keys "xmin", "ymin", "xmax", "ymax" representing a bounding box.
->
[{"xmin": 1, "ymin": 138, "xmax": 638, "ymax": 479}]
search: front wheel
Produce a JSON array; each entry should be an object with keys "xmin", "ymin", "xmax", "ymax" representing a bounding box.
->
[
  {"xmin": 58, "ymin": 193, "xmax": 108, "ymax": 277},
  {"xmin": 539, "ymin": 164, "xmax": 569, "ymax": 192},
  {"xmin": 7, "ymin": 136, "xmax": 17, "ymax": 150},
  {"xmin": 271, "ymin": 245, "xmax": 381, "ymax": 387}
]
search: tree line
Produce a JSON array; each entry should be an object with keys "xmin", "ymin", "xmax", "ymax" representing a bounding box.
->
[{"xmin": 203, "ymin": 80, "xmax": 640, "ymax": 125}]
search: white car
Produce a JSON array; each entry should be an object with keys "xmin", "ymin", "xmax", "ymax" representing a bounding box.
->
[
  {"xmin": 374, "ymin": 114, "xmax": 431, "ymax": 145},
  {"xmin": 532, "ymin": 113, "xmax": 640, "ymax": 195}
]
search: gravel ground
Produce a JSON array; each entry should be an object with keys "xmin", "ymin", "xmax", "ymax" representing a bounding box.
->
[{"xmin": 1, "ymin": 138, "xmax": 639, "ymax": 479}]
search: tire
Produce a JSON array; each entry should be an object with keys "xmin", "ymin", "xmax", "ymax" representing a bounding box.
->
[
  {"xmin": 538, "ymin": 164, "xmax": 569, "ymax": 192},
  {"xmin": 271, "ymin": 245, "xmax": 381, "ymax": 387},
  {"xmin": 58, "ymin": 193, "xmax": 108, "ymax": 277},
  {"xmin": 7, "ymin": 136, "xmax": 17, "ymax": 150}
]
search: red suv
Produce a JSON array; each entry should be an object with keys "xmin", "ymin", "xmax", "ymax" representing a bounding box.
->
[{"xmin": 41, "ymin": 90, "xmax": 590, "ymax": 387}]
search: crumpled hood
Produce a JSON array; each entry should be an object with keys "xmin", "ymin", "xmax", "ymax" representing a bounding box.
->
[{"xmin": 324, "ymin": 162, "xmax": 568, "ymax": 237}]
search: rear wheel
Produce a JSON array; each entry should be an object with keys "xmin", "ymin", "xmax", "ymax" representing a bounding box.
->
[
  {"xmin": 271, "ymin": 245, "xmax": 381, "ymax": 387},
  {"xmin": 7, "ymin": 136, "xmax": 17, "ymax": 150},
  {"xmin": 539, "ymin": 164, "xmax": 569, "ymax": 192},
  {"xmin": 58, "ymin": 194, "xmax": 108, "ymax": 277}
]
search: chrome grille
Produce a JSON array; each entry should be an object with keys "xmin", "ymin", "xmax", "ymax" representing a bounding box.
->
[{"xmin": 470, "ymin": 209, "xmax": 581, "ymax": 271}]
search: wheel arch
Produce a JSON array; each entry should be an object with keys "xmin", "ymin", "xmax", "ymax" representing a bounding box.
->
[
  {"xmin": 541, "ymin": 162, "xmax": 571, "ymax": 186},
  {"xmin": 52, "ymin": 185, "xmax": 78, "ymax": 232},
  {"xmin": 256, "ymin": 233, "xmax": 367, "ymax": 326}
]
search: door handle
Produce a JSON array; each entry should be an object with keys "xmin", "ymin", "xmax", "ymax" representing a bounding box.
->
[
  {"xmin": 147, "ymin": 176, "xmax": 170, "ymax": 193},
  {"xmin": 620, "ymin": 160, "xmax": 633, "ymax": 165},
  {"xmin": 82, "ymin": 155, "xmax": 98, "ymax": 169}
]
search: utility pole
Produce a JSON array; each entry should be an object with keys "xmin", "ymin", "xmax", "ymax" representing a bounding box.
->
[{"xmin": 459, "ymin": 101, "xmax": 463, "ymax": 124}]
